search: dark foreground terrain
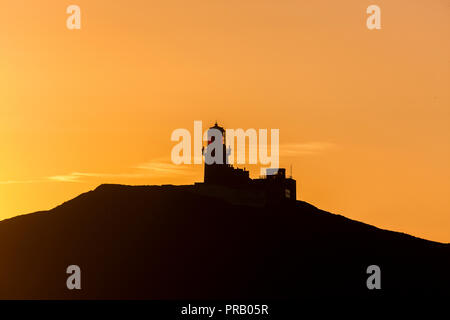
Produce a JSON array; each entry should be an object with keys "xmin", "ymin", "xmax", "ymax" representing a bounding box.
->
[{"xmin": 0, "ymin": 184, "xmax": 448, "ymax": 299}]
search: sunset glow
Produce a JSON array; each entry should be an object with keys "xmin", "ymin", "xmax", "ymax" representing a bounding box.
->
[{"xmin": 0, "ymin": 0, "xmax": 449, "ymax": 242}]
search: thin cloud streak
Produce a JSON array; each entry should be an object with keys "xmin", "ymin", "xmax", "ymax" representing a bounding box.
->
[
  {"xmin": 134, "ymin": 161, "xmax": 194, "ymax": 176},
  {"xmin": 48, "ymin": 175, "xmax": 81, "ymax": 183},
  {"xmin": 0, "ymin": 179, "xmax": 43, "ymax": 185},
  {"xmin": 46, "ymin": 160, "xmax": 195, "ymax": 183},
  {"xmin": 280, "ymin": 142, "xmax": 336, "ymax": 156},
  {"xmin": 0, "ymin": 159, "xmax": 194, "ymax": 184}
]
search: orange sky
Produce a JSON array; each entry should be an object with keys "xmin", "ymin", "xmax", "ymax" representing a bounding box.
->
[{"xmin": 0, "ymin": 0, "xmax": 449, "ymax": 242}]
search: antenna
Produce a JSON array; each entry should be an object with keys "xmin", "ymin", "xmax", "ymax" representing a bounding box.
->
[{"xmin": 290, "ymin": 164, "xmax": 293, "ymax": 178}]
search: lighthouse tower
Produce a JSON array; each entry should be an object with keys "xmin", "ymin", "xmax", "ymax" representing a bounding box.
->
[
  {"xmin": 203, "ymin": 122, "xmax": 229, "ymax": 184},
  {"xmin": 203, "ymin": 122, "xmax": 250, "ymax": 186}
]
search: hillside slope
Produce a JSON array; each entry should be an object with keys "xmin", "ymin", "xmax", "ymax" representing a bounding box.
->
[{"xmin": 0, "ymin": 184, "xmax": 448, "ymax": 299}]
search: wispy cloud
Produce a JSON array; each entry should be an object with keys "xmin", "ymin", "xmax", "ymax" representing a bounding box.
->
[
  {"xmin": 47, "ymin": 172, "xmax": 146, "ymax": 183},
  {"xmin": 280, "ymin": 142, "xmax": 336, "ymax": 156},
  {"xmin": 134, "ymin": 161, "xmax": 194, "ymax": 176},
  {"xmin": 2, "ymin": 148, "xmax": 320, "ymax": 185},
  {"xmin": 0, "ymin": 158, "xmax": 194, "ymax": 184},
  {"xmin": 45, "ymin": 160, "xmax": 194, "ymax": 183},
  {"xmin": 47, "ymin": 175, "xmax": 81, "ymax": 183},
  {"xmin": 0, "ymin": 179, "xmax": 43, "ymax": 185}
]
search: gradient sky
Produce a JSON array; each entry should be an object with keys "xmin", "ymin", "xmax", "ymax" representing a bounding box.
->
[{"xmin": 1, "ymin": 0, "xmax": 449, "ymax": 242}]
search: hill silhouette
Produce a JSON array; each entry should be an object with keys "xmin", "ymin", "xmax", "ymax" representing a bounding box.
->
[{"xmin": 0, "ymin": 184, "xmax": 448, "ymax": 299}]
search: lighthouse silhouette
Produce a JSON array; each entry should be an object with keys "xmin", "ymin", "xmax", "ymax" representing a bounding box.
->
[
  {"xmin": 203, "ymin": 122, "xmax": 249, "ymax": 186},
  {"xmin": 200, "ymin": 122, "xmax": 297, "ymax": 203}
]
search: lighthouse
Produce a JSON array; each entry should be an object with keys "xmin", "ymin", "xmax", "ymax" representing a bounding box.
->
[
  {"xmin": 204, "ymin": 122, "xmax": 228, "ymax": 165},
  {"xmin": 199, "ymin": 121, "xmax": 297, "ymax": 202},
  {"xmin": 203, "ymin": 122, "xmax": 250, "ymax": 186},
  {"xmin": 203, "ymin": 122, "xmax": 230, "ymax": 184}
]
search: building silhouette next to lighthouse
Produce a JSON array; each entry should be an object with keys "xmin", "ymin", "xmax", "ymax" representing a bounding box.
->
[{"xmin": 196, "ymin": 122, "xmax": 297, "ymax": 205}]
